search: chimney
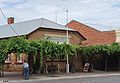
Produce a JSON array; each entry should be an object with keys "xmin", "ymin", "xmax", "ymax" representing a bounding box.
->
[{"xmin": 7, "ymin": 17, "xmax": 14, "ymax": 24}]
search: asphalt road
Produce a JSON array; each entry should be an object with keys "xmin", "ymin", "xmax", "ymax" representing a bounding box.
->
[{"xmin": 7, "ymin": 75, "xmax": 120, "ymax": 83}]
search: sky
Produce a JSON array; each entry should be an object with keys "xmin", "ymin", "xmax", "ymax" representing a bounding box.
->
[{"xmin": 0, "ymin": 0, "xmax": 120, "ymax": 31}]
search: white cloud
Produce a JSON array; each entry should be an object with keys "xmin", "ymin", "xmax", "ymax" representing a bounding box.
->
[
  {"xmin": 0, "ymin": 0, "xmax": 120, "ymax": 31},
  {"xmin": 0, "ymin": 0, "xmax": 25, "ymax": 3}
]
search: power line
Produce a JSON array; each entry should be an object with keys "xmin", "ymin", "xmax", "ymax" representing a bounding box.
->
[{"xmin": 0, "ymin": 8, "xmax": 19, "ymax": 36}]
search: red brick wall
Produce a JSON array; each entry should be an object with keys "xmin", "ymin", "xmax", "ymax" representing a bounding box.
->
[
  {"xmin": 4, "ymin": 52, "xmax": 28, "ymax": 72},
  {"xmin": 46, "ymin": 60, "xmax": 66, "ymax": 72},
  {"xmin": 27, "ymin": 28, "xmax": 84, "ymax": 45}
]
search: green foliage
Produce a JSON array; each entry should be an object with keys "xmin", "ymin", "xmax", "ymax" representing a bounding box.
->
[
  {"xmin": 0, "ymin": 39, "xmax": 9, "ymax": 63},
  {"xmin": 0, "ymin": 37, "xmax": 80, "ymax": 70},
  {"xmin": 7, "ymin": 36, "xmax": 29, "ymax": 53},
  {"xmin": 1, "ymin": 36, "xmax": 120, "ymax": 72},
  {"xmin": 80, "ymin": 43, "xmax": 120, "ymax": 62},
  {"xmin": 107, "ymin": 43, "xmax": 120, "ymax": 56}
]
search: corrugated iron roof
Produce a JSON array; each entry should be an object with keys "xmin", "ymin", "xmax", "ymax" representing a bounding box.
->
[{"xmin": 0, "ymin": 18, "xmax": 74, "ymax": 38}]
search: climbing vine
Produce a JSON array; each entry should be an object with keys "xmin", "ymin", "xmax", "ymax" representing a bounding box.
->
[{"xmin": 1, "ymin": 36, "xmax": 120, "ymax": 72}]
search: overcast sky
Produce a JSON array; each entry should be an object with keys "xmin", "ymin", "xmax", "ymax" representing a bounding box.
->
[{"xmin": 0, "ymin": 0, "xmax": 120, "ymax": 31}]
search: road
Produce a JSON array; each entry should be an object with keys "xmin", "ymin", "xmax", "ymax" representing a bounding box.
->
[{"xmin": 7, "ymin": 75, "xmax": 120, "ymax": 83}]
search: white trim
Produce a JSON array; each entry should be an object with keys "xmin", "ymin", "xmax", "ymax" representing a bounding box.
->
[
  {"xmin": 17, "ymin": 53, "xmax": 22, "ymax": 63},
  {"xmin": 44, "ymin": 34, "xmax": 71, "ymax": 44},
  {"xmin": 44, "ymin": 34, "xmax": 71, "ymax": 38},
  {"xmin": 5, "ymin": 54, "xmax": 11, "ymax": 63}
]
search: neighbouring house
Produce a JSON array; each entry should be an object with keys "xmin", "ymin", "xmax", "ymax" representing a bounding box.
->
[
  {"xmin": 67, "ymin": 20, "xmax": 120, "ymax": 71},
  {"xmin": 67, "ymin": 20, "xmax": 116, "ymax": 46},
  {"xmin": 0, "ymin": 17, "xmax": 85, "ymax": 72}
]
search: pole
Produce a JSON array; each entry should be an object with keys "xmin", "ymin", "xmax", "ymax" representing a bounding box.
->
[{"xmin": 66, "ymin": 10, "xmax": 69, "ymax": 73}]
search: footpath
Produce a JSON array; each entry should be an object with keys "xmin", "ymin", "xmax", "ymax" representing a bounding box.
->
[{"xmin": 0, "ymin": 71, "xmax": 120, "ymax": 82}]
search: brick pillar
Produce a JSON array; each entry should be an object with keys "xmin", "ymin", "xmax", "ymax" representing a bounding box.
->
[
  {"xmin": 10, "ymin": 52, "xmax": 17, "ymax": 64},
  {"xmin": 10, "ymin": 52, "xmax": 17, "ymax": 71},
  {"xmin": 21, "ymin": 52, "xmax": 28, "ymax": 63}
]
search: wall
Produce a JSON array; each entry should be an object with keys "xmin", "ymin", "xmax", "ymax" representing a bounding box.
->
[
  {"xmin": 27, "ymin": 28, "xmax": 84, "ymax": 45},
  {"xmin": 4, "ymin": 52, "xmax": 28, "ymax": 72}
]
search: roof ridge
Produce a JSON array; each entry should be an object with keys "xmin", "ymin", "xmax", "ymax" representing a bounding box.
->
[{"xmin": 42, "ymin": 18, "xmax": 74, "ymax": 30}]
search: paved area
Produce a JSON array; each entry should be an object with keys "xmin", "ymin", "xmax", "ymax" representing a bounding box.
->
[
  {"xmin": 0, "ymin": 71, "xmax": 120, "ymax": 82},
  {"xmin": 11, "ymin": 76, "xmax": 120, "ymax": 83}
]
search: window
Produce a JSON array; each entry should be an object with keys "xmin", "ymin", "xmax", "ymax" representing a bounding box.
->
[
  {"xmin": 44, "ymin": 34, "xmax": 70, "ymax": 44},
  {"xmin": 17, "ymin": 54, "xmax": 22, "ymax": 63},
  {"xmin": 5, "ymin": 54, "xmax": 11, "ymax": 63}
]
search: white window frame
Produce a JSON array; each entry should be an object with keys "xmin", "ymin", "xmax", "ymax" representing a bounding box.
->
[
  {"xmin": 44, "ymin": 34, "xmax": 71, "ymax": 44},
  {"xmin": 17, "ymin": 53, "xmax": 23, "ymax": 63},
  {"xmin": 5, "ymin": 54, "xmax": 11, "ymax": 63}
]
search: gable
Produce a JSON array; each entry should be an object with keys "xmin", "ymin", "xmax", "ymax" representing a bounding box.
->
[
  {"xmin": 27, "ymin": 28, "xmax": 85, "ymax": 45},
  {"xmin": 67, "ymin": 20, "xmax": 101, "ymax": 39},
  {"xmin": 67, "ymin": 20, "xmax": 116, "ymax": 46}
]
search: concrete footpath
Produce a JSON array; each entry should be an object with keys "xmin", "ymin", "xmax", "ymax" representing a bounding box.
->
[{"xmin": 0, "ymin": 71, "xmax": 120, "ymax": 82}]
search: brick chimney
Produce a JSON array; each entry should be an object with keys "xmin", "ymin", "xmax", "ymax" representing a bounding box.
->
[{"xmin": 7, "ymin": 17, "xmax": 14, "ymax": 24}]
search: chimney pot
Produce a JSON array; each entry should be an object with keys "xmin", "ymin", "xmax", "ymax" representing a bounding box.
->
[{"xmin": 7, "ymin": 17, "xmax": 14, "ymax": 24}]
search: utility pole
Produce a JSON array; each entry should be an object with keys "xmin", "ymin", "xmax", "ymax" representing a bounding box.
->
[{"xmin": 66, "ymin": 10, "xmax": 69, "ymax": 73}]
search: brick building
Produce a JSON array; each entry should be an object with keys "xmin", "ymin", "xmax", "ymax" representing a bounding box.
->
[
  {"xmin": 0, "ymin": 18, "xmax": 85, "ymax": 72},
  {"xmin": 67, "ymin": 20, "xmax": 116, "ymax": 46}
]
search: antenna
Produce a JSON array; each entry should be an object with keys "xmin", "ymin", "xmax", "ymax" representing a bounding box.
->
[
  {"xmin": 66, "ymin": 10, "xmax": 68, "ymax": 25},
  {"xmin": 55, "ymin": 10, "xmax": 57, "ymax": 23},
  {"xmin": 0, "ymin": 8, "xmax": 19, "ymax": 36}
]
